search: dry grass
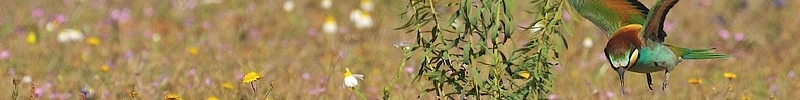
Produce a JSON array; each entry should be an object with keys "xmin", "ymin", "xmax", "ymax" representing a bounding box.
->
[{"xmin": 0, "ymin": 0, "xmax": 798, "ymax": 99}]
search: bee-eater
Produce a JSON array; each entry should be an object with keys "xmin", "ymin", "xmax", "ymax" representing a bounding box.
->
[{"xmin": 568, "ymin": 0, "xmax": 729, "ymax": 94}]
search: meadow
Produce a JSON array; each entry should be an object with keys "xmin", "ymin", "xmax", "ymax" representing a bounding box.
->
[{"xmin": 1, "ymin": 0, "xmax": 798, "ymax": 99}]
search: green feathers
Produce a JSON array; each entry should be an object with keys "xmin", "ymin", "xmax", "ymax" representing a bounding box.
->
[{"xmin": 665, "ymin": 44, "xmax": 730, "ymax": 59}]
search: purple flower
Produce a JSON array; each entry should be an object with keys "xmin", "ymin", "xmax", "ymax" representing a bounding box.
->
[
  {"xmin": 302, "ymin": 72, "xmax": 311, "ymax": 80},
  {"xmin": 0, "ymin": 50, "xmax": 9, "ymax": 60},
  {"xmin": 307, "ymin": 28, "xmax": 319, "ymax": 37},
  {"xmin": 32, "ymin": 8, "xmax": 44, "ymax": 18},
  {"xmin": 713, "ymin": 15, "xmax": 726, "ymax": 25},
  {"xmin": 717, "ymin": 28, "xmax": 730, "ymax": 40},
  {"xmin": 734, "ymin": 32, "xmax": 745, "ymax": 42},
  {"xmin": 55, "ymin": 14, "xmax": 67, "ymax": 22},
  {"xmin": 773, "ymin": 0, "xmax": 786, "ymax": 8},
  {"xmin": 308, "ymin": 87, "xmax": 327, "ymax": 95},
  {"xmin": 562, "ymin": 10, "xmax": 571, "ymax": 21},
  {"xmin": 789, "ymin": 71, "xmax": 795, "ymax": 79},
  {"xmin": 548, "ymin": 94, "xmax": 558, "ymax": 99},
  {"xmin": 205, "ymin": 78, "xmax": 213, "ymax": 85},
  {"xmin": 605, "ymin": 91, "xmax": 615, "ymax": 98},
  {"xmin": 187, "ymin": 68, "xmax": 197, "ymax": 76},
  {"xmin": 111, "ymin": 8, "xmax": 131, "ymax": 23},
  {"xmin": 404, "ymin": 66, "xmax": 415, "ymax": 73}
]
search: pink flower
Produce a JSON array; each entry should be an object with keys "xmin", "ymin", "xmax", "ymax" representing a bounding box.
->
[
  {"xmin": 404, "ymin": 66, "xmax": 415, "ymax": 74},
  {"xmin": 55, "ymin": 14, "xmax": 67, "ymax": 22},
  {"xmin": 308, "ymin": 87, "xmax": 327, "ymax": 95},
  {"xmin": 734, "ymin": 32, "xmax": 745, "ymax": 42},
  {"xmin": 548, "ymin": 94, "xmax": 558, "ymax": 99},
  {"xmin": 717, "ymin": 28, "xmax": 730, "ymax": 40},
  {"xmin": 0, "ymin": 50, "xmax": 9, "ymax": 60},
  {"xmin": 31, "ymin": 8, "xmax": 44, "ymax": 18},
  {"xmin": 302, "ymin": 72, "xmax": 311, "ymax": 80},
  {"xmin": 110, "ymin": 8, "xmax": 131, "ymax": 23}
]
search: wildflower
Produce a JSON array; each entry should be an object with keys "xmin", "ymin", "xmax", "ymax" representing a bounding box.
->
[
  {"xmin": 100, "ymin": 65, "xmax": 110, "ymax": 72},
  {"xmin": 688, "ymin": 78, "xmax": 703, "ymax": 85},
  {"xmin": 321, "ymin": 0, "xmax": 332, "ymax": 9},
  {"xmin": 350, "ymin": 10, "xmax": 373, "ymax": 29},
  {"xmin": 734, "ymin": 32, "xmax": 745, "ymax": 42},
  {"xmin": 360, "ymin": 0, "xmax": 374, "ymax": 12},
  {"xmin": 283, "ymin": 0, "xmax": 295, "ymax": 12},
  {"xmin": 0, "ymin": 50, "xmax": 9, "ymax": 60},
  {"xmin": 27, "ymin": 32, "xmax": 36, "ymax": 44},
  {"xmin": 517, "ymin": 71, "xmax": 531, "ymax": 79},
  {"xmin": 741, "ymin": 95, "xmax": 750, "ymax": 100},
  {"xmin": 45, "ymin": 20, "xmax": 60, "ymax": 32},
  {"xmin": 164, "ymin": 93, "xmax": 182, "ymax": 100},
  {"xmin": 221, "ymin": 82, "xmax": 234, "ymax": 89},
  {"xmin": 243, "ymin": 72, "xmax": 262, "ymax": 83},
  {"xmin": 129, "ymin": 91, "xmax": 137, "ymax": 98},
  {"xmin": 582, "ymin": 36, "xmax": 593, "ymax": 48},
  {"xmin": 207, "ymin": 96, "xmax": 219, "ymax": 100},
  {"xmin": 86, "ymin": 37, "xmax": 101, "ymax": 46},
  {"xmin": 110, "ymin": 8, "xmax": 131, "ymax": 23},
  {"xmin": 323, "ymin": 15, "xmax": 338, "ymax": 34},
  {"xmin": 21, "ymin": 76, "xmax": 32, "ymax": 83},
  {"xmin": 57, "ymin": 29, "xmax": 85, "ymax": 43},
  {"xmin": 717, "ymin": 28, "xmax": 730, "ymax": 40},
  {"xmin": 343, "ymin": 68, "xmax": 364, "ymax": 87},
  {"xmin": 186, "ymin": 46, "xmax": 199, "ymax": 55},
  {"xmin": 81, "ymin": 85, "xmax": 94, "ymax": 99},
  {"xmin": 404, "ymin": 66, "xmax": 414, "ymax": 74},
  {"xmin": 152, "ymin": 33, "xmax": 162, "ymax": 42},
  {"xmin": 724, "ymin": 72, "xmax": 737, "ymax": 80}
]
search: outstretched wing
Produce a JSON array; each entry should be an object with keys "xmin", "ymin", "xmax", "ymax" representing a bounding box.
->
[
  {"xmin": 641, "ymin": 0, "xmax": 679, "ymax": 43},
  {"xmin": 568, "ymin": 0, "xmax": 649, "ymax": 37}
]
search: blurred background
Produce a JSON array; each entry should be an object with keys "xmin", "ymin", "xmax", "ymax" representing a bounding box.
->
[{"xmin": 0, "ymin": 0, "xmax": 797, "ymax": 99}]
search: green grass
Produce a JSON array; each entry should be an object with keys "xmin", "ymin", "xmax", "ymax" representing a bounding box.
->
[{"xmin": 1, "ymin": 0, "xmax": 798, "ymax": 99}]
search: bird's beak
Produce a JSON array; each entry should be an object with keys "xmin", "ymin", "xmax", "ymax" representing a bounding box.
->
[{"xmin": 616, "ymin": 67, "xmax": 627, "ymax": 95}]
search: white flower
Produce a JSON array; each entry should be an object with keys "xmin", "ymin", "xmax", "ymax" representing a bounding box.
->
[
  {"xmin": 21, "ymin": 76, "xmax": 32, "ymax": 83},
  {"xmin": 152, "ymin": 33, "xmax": 162, "ymax": 42},
  {"xmin": 583, "ymin": 36, "xmax": 593, "ymax": 48},
  {"xmin": 360, "ymin": 0, "xmax": 374, "ymax": 12},
  {"xmin": 343, "ymin": 68, "xmax": 364, "ymax": 87},
  {"xmin": 321, "ymin": 0, "xmax": 332, "ymax": 10},
  {"xmin": 45, "ymin": 21, "xmax": 60, "ymax": 32},
  {"xmin": 323, "ymin": 15, "xmax": 338, "ymax": 34},
  {"xmin": 283, "ymin": 0, "xmax": 295, "ymax": 12},
  {"xmin": 57, "ymin": 29, "xmax": 85, "ymax": 43},
  {"xmin": 350, "ymin": 10, "xmax": 373, "ymax": 29}
]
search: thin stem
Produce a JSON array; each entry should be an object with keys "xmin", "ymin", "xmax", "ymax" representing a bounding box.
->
[
  {"xmin": 250, "ymin": 83, "xmax": 258, "ymax": 99},
  {"xmin": 262, "ymin": 85, "xmax": 274, "ymax": 100},
  {"xmin": 353, "ymin": 87, "xmax": 368, "ymax": 100}
]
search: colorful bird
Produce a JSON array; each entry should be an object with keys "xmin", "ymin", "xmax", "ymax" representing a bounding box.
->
[{"xmin": 569, "ymin": 0, "xmax": 729, "ymax": 95}]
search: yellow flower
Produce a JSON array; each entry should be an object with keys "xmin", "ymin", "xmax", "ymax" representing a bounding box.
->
[
  {"xmin": 86, "ymin": 37, "xmax": 101, "ymax": 46},
  {"xmin": 243, "ymin": 72, "xmax": 262, "ymax": 83},
  {"xmin": 100, "ymin": 65, "xmax": 110, "ymax": 72},
  {"xmin": 724, "ymin": 72, "xmax": 737, "ymax": 80},
  {"xmin": 129, "ymin": 91, "xmax": 137, "ymax": 98},
  {"xmin": 164, "ymin": 93, "xmax": 182, "ymax": 100},
  {"xmin": 741, "ymin": 95, "xmax": 750, "ymax": 100},
  {"xmin": 688, "ymin": 78, "xmax": 703, "ymax": 85},
  {"xmin": 518, "ymin": 71, "xmax": 531, "ymax": 79},
  {"xmin": 343, "ymin": 68, "xmax": 364, "ymax": 87},
  {"xmin": 186, "ymin": 46, "xmax": 199, "ymax": 55},
  {"xmin": 26, "ymin": 32, "xmax": 36, "ymax": 44},
  {"xmin": 207, "ymin": 96, "xmax": 219, "ymax": 100},
  {"xmin": 221, "ymin": 82, "xmax": 234, "ymax": 89}
]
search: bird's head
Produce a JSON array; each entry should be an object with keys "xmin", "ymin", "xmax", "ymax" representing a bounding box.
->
[{"xmin": 604, "ymin": 24, "xmax": 644, "ymax": 72}]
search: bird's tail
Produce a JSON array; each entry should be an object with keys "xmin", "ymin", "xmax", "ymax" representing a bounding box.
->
[{"xmin": 665, "ymin": 44, "xmax": 730, "ymax": 59}]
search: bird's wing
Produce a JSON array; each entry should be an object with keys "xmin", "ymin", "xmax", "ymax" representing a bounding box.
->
[
  {"xmin": 641, "ymin": 0, "xmax": 679, "ymax": 43},
  {"xmin": 568, "ymin": 0, "xmax": 650, "ymax": 37}
]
